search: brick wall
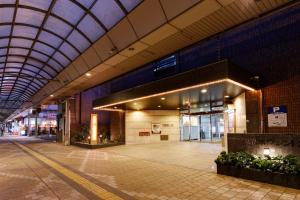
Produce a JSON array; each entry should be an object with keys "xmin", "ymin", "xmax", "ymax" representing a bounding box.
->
[
  {"xmin": 245, "ymin": 90, "xmax": 261, "ymax": 133},
  {"xmin": 262, "ymin": 75, "xmax": 300, "ymax": 133}
]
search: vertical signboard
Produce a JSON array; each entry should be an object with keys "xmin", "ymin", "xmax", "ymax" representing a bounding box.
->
[
  {"xmin": 90, "ymin": 114, "xmax": 98, "ymax": 144},
  {"xmin": 268, "ymin": 106, "xmax": 287, "ymax": 127}
]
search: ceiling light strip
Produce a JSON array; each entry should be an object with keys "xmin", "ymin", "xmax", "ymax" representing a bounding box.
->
[{"xmin": 93, "ymin": 79, "xmax": 255, "ymax": 110}]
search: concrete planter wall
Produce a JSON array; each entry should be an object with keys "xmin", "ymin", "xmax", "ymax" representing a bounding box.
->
[{"xmin": 217, "ymin": 165, "xmax": 300, "ymax": 190}]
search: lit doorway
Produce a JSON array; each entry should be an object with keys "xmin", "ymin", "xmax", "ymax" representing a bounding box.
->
[{"xmin": 180, "ymin": 113, "xmax": 224, "ymax": 142}]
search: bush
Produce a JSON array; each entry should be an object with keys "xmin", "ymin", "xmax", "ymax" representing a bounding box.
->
[
  {"xmin": 215, "ymin": 151, "xmax": 300, "ymax": 175},
  {"xmin": 73, "ymin": 133, "xmax": 84, "ymax": 142}
]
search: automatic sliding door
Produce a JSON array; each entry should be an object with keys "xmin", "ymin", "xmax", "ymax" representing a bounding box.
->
[
  {"xmin": 200, "ymin": 115, "xmax": 211, "ymax": 142},
  {"xmin": 211, "ymin": 114, "xmax": 224, "ymax": 141}
]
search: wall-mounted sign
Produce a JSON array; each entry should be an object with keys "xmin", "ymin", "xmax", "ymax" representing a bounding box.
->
[
  {"xmin": 151, "ymin": 123, "xmax": 161, "ymax": 134},
  {"xmin": 139, "ymin": 131, "xmax": 150, "ymax": 136},
  {"xmin": 153, "ymin": 54, "xmax": 177, "ymax": 77},
  {"xmin": 162, "ymin": 123, "xmax": 174, "ymax": 127},
  {"xmin": 268, "ymin": 106, "xmax": 287, "ymax": 127},
  {"xmin": 160, "ymin": 135, "xmax": 169, "ymax": 141}
]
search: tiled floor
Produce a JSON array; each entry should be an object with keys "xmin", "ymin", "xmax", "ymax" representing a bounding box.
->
[{"xmin": 1, "ymin": 136, "xmax": 300, "ymax": 200}]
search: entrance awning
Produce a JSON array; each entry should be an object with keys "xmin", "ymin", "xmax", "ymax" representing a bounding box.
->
[{"xmin": 93, "ymin": 60, "xmax": 255, "ymax": 110}]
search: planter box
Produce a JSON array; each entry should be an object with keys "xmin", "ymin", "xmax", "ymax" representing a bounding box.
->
[
  {"xmin": 73, "ymin": 141, "xmax": 125, "ymax": 149},
  {"xmin": 217, "ymin": 165, "xmax": 300, "ymax": 190}
]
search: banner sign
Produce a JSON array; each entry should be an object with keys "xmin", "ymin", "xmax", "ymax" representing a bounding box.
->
[{"xmin": 268, "ymin": 106, "xmax": 287, "ymax": 127}]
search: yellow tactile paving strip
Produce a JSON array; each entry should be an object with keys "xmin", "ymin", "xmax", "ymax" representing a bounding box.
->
[{"xmin": 15, "ymin": 142, "xmax": 124, "ymax": 200}]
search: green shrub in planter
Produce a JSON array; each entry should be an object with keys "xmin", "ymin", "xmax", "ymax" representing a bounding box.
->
[
  {"xmin": 215, "ymin": 151, "xmax": 300, "ymax": 175},
  {"xmin": 73, "ymin": 133, "xmax": 84, "ymax": 142}
]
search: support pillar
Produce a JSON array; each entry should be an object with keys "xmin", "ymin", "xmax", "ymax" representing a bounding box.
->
[
  {"xmin": 35, "ymin": 113, "xmax": 38, "ymax": 136},
  {"xmin": 64, "ymin": 100, "xmax": 71, "ymax": 146}
]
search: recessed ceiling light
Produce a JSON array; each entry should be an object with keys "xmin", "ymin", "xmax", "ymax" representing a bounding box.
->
[
  {"xmin": 201, "ymin": 89, "xmax": 207, "ymax": 93},
  {"xmin": 224, "ymin": 95, "xmax": 230, "ymax": 98},
  {"xmin": 161, "ymin": 97, "xmax": 166, "ymax": 100},
  {"xmin": 50, "ymin": 94, "xmax": 54, "ymax": 97},
  {"xmin": 85, "ymin": 73, "xmax": 91, "ymax": 77},
  {"xmin": 157, "ymin": 105, "xmax": 161, "ymax": 108},
  {"xmin": 114, "ymin": 106, "xmax": 117, "ymax": 109}
]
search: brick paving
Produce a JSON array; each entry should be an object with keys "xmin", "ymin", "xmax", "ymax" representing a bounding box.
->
[{"xmin": 0, "ymin": 137, "xmax": 300, "ymax": 200}]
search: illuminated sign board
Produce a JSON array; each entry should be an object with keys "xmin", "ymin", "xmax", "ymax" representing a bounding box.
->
[
  {"xmin": 90, "ymin": 114, "xmax": 98, "ymax": 144},
  {"xmin": 153, "ymin": 54, "xmax": 177, "ymax": 76}
]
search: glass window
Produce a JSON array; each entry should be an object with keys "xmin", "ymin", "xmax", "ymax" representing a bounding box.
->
[
  {"xmin": 91, "ymin": 0, "xmax": 124, "ymax": 29},
  {"xmin": 0, "ymin": 0, "xmax": 16, "ymax": 4},
  {"xmin": 7, "ymin": 56, "xmax": 25, "ymax": 62},
  {"xmin": 22, "ymin": 69, "xmax": 36, "ymax": 76},
  {"xmin": 119, "ymin": 0, "xmax": 141, "ymax": 12},
  {"xmin": 0, "ymin": 56, "xmax": 7, "ymax": 62},
  {"xmin": 19, "ymin": 0, "xmax": 52, "ymax": 10},
  {"xmin": 67, "ymin": 30, "xmax": 89, "ymax": 52},
  {"xmin": 16, "ymin": 8, "xmax": 45, "ymax": 26},
  {"xmin": 52, "ymin": 0, "xmax": 84, "ymax": 24},
  {"xmin": 78, "ymin": 14, "xmax": 105, "ymax": 42},
  {"xmin": 6, "ymin": 63, "xmax": 22, "ymax": 68},
  {"xmin": 38, "ymin": 31, "xmax": 62, "ymax": 48},
  {"xmin": 75, "ymin": 0, "xmax": 94, "ymax": 8},
  {"xmin": 30, "ymin": 51, "xmax": 49, "ymax": 62},
  {"xmin": 9, "ymin": 48, "xmax": 29, "ymax": 56},
  {"xmin": 24, "ymin": 64, "xmax": 40, "ymax": 72},
  {"xmin": 11, "ymin": 38, "xmax": 33, "ymax": 48},
  {"xmin": 0, "ymin": 39, "xmax": 9, "ymax": 46},
  {"xmin": 48, "ymin": 58, "xmax": 63, "ymax": 71},
  {"xmin": 52, "ymin": 51, "xmax": 70, "ymax": 66},
  {"xmin": 44, "ymin": 16, "xmax": 72, "ymax": 38},
  {"xmin": 39, "ymin": 70, "xmax": 51, "ymax": 79},
  {"xmin": 6, "ymin": 67, "xmax": 20, "ymax": 72},
  {"xmin": 0, "ymin": 25, "xmax": 11, "ymax": 37},
  {"xmin": 34, "ymin": 42, "xmax": 55, "ymax": 55},
  {"xmin": 43, "ymin": 66, "xmax": 56, "ymax": 76},
  {"xmin": 13, "ymin": 25, "xmax": 38, "ymax": 39},
  {"xmin": 0, "ymin": 48, "xmax": 7, "ymax": 56},
  {"xmin": 0, "ymin": 7, "xmax": 14, "ymax": 23},
  {"xmin": 26, "ymin": 58, "xmax": 43, "ymax": 68},
  {"xmin": 59, "ymin": 42, "xmax": 79, "ymax": 60}
]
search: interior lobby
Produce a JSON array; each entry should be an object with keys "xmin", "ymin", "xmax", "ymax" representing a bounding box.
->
[{"xmin": 0, "ymin": 0, "xmax": 299, "ymax": 199}]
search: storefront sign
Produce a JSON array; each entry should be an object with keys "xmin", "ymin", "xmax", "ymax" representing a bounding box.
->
[{"xmin": 268, "ymin": 106, "xmax": 287, "ymax": 127}]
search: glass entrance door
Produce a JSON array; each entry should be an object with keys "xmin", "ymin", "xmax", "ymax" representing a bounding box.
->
[
  {"xmin": 200, "ymin": 115, "xmax": 211, "ymax": 142},
  {"xmin": 211, "ymin": 113, "xmax": 224, "ymax": 141},
  {"xmin": 180, "ymin": 113, "xmax": 224, "ymax": 142}
]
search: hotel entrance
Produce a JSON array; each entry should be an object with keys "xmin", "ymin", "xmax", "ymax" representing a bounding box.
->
[
  {"xmin": 180, "ymin": 113, "xmax": 224, "ymax": 142},
  {"xmin": 92, "ymin": 61, "xmax": 254, "ymax": 145}
]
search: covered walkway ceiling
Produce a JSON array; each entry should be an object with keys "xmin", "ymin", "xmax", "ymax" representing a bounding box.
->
[
  {"xmin": 0, "ymin": 0, "xmax": 294, "ymax": 121},
  {"xmin": 0, "ymin": 0, "xmax": 142, "ymax": 121}
]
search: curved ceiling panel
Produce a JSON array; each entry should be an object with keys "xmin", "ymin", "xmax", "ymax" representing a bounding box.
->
[{"xmin": 0, "ymin": 0, "xmax": 142, "ymax": 120}]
